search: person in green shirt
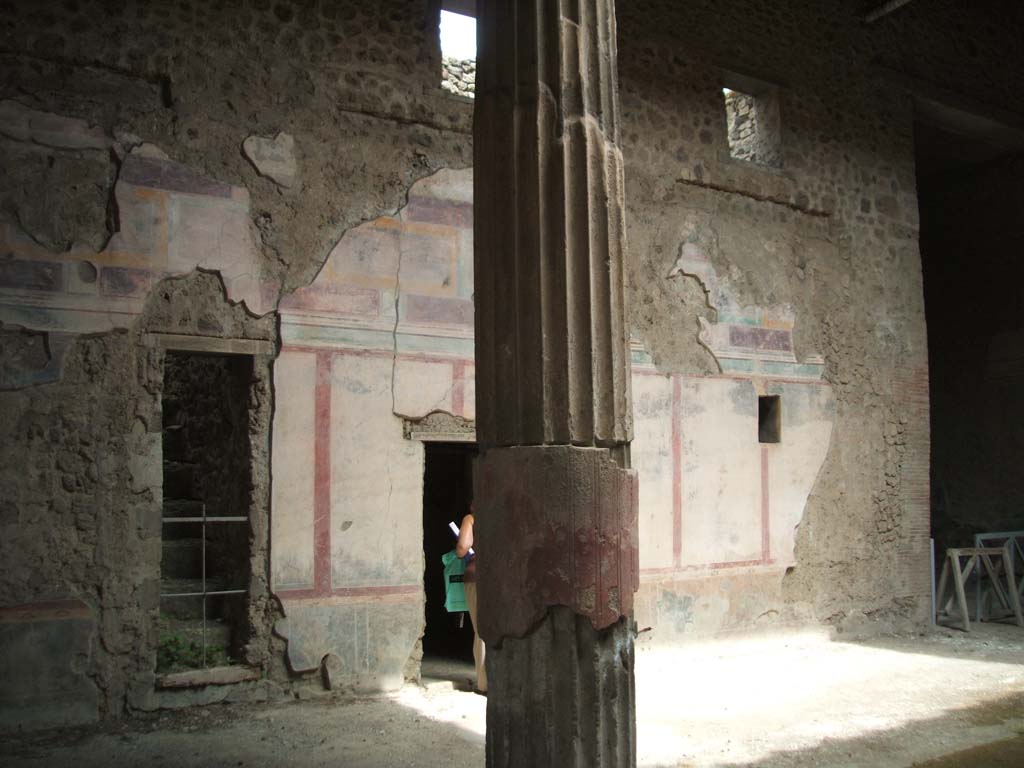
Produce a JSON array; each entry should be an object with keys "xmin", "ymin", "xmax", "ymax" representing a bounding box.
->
[
  {"xmin": 455, "ymin": 505, "xmax": 486, "ymax": 694},
  {"xmin": 441, "ymin": 548, "xmax": 468, "ymax": 612}
]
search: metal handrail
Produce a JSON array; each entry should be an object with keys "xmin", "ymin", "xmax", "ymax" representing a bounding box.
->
[{"xmin": 159, "ymin": 502, "xmax": 249, "ymax": 667}]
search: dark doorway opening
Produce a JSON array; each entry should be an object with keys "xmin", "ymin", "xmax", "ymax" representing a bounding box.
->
[
  {"xmin": 159, "ymin": 351, "xmax": 254, "ymax": 674},
  {"xmin": 915, "ymin": 106, "xmax": 1024, "ymax": 614},
  {"xmin": 422, "ymin": 441, "xmax": 477, "ymax": 663}
]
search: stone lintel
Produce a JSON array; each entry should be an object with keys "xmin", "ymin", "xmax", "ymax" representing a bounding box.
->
[
  {"xmin": 155, "ymin": 665, "xmax": 260, "ymax": 689},
  {"xmin": 143, "ymin": 333, "xmax": 275, "ymax": 357}
]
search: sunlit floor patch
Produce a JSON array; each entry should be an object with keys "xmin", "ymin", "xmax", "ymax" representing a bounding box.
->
[
  {"xmin": 393, "ymin": 676, "xmax": 486, "ymax": 741},
  {"xmin": 635, "ymin": 625, "xmax": 1024, "ymax": 767},
  {"xmin": 4, "ymin": 625, "xmax": 1023, "ymax": 768}
]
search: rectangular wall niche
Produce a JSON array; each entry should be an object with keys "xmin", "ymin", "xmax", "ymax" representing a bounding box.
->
[
  {"xmin": 722, "ymin": 75, "xmax": 782, "ymax": 168},
  {"xmin": 759, "ymin": 395, "xmax": 782, "ymax": 443},
  {"xmin": 159, "ymin": 351, "xmax": 254, "ymax": 675}
]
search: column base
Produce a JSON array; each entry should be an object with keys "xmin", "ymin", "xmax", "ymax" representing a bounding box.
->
[{"xmin": 485, "ymin": 606, "xmax": 636, "ymax": 768}]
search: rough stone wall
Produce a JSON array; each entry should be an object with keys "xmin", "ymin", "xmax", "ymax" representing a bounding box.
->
[
  {"xmin": 442, "ymin": 57, "xmax": 476, "ymax": 99},
  {"xmin": 0, "ymin": 270, "xmax": 276, "ymax": 726},
  {"xmin": 921, "ymin": 154, "xmax": 1024, "ymax": 554},
  {"xmin": 723, "ymin": 89, "xmax": 756, "ymax": 160},
  {"xmin": 723, "ymin": 89, "xmax": 781, "ymax": 168},
  {"xmin": 0, "ymin": 328, "xmax": 161, "ymax": 727}
]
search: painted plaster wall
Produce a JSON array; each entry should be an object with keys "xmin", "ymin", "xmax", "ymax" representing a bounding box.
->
[
  {"xmin": 0, "ymin": 133, "xmax": 276, "ymax": 344},
  {"xmin": 272, "ymin": 169, "xmax": 475, "ymax": 683},
  {"xmin": 269, "ymin": 167, "xmax": 835, "ymax": 679}
]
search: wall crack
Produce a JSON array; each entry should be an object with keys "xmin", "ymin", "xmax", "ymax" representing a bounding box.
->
[{"xmin": 675, "ymin": 176, "xmax": 833, "ymax": 217}]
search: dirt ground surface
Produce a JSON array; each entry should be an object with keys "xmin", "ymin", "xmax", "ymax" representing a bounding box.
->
[{"xmin": 2, "ymin": 624, "xmax": 1022, "ymax": 768}]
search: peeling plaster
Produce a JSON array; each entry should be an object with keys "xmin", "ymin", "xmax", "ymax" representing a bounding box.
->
[
  {"xmin": 0, "ymin": 99, "xmax": 111, "ymax": 152},
  {"xmin": 242, "ymin": 132, "xmax": 298, "ymax": 189},
  {"xmin": 666, "ymin": 243, "xmax": 722, "ymax": 372},
  {"xmin": 390, "ymin": 215, "xmax": 405, "ymax": 418},
  {"xmin": 0, "ymin": 106, "xmax": 280, "ymax": 381},
  {"xmin": 661, "ymin": 222, "xmax": 827, "ymax": 381}
]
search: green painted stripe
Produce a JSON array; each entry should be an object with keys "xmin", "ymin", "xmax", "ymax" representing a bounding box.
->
[
  {"xmin": 631, "ymin": 348, "xmax": 655, "ymax": 366},
  {"xmin": 720, "ymin": 358, "xmax": 756, "ymax": 373},
  {"xmin": 715, "ymin": 311, "xmax": 762, "ymax": 326},
  {"xmin": 760, "ymin": 361, "xmax": 824, "ymax": 379},
  {"xmin": 282, "ymin": 322, "xmax": 473, "ymax": 357}
]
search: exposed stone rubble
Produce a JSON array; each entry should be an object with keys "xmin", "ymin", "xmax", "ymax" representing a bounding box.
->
[
  {"xmin": 442, "ymin": 57, "xmax": 476, "ymax": 98},
  {"xmin": 723, "ymin": 89, "xmax": 782, "ymax": 168},
  {"xmin": 0, "ymin": 99, "xmax": 117, "ymax": 252}
]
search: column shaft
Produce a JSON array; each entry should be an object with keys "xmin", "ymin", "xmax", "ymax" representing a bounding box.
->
[
  {"xmin": 474, "ymin": 0, "xmax": 632, "ymax": 449},
  {"xmin": 473, "ymin": 1, "xmax": 638, "ymax": 766}
]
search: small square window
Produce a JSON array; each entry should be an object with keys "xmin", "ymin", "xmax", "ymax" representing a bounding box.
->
[
  {"xmin": 440, "ymin": 6, "xmax": 476, "ymax": 99},
  {"xmin": 758, "ymin": 395, "xmax": 781, "ymax": 443},
  {"xmin": 722, "ymin": 83, "xmax": 781, "ymax": 168}
]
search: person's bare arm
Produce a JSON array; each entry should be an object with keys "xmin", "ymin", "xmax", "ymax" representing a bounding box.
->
[{"xmin": 455, "ymin": 513, "xmax": 474, "ymax": 557}]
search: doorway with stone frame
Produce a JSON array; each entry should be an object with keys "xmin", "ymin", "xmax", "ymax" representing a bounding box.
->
[{"xmin": 420, "ymin": 440, "xmax": 478, "ymax": 688}]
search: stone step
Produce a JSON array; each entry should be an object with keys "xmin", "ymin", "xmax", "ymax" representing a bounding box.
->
[
  {"xmin": 162, "ymin": 398, "xmax": 184, "ymax": 427},
  {"xmin": 157, "ymin": 665, "xmax": 259, "ymax": 689},
  {"xmin": 161, "ymin": 539, "xmax": 203, "ymax": 577},
  {"xmin": 421, "ymin": 678, "xmax": 456, "ymax": 694},
  {"xmin": 160, "ymin": 577, "xmax": 247, "ymax": 598},
  {"xmin": 162, "ymin": 499, "xmax": 206, "ymax": 519}
]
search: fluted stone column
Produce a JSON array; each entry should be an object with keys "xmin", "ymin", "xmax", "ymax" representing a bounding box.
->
[{"xmin": 473, "ymin": 2, "xmax": 638, "ymax": 766}]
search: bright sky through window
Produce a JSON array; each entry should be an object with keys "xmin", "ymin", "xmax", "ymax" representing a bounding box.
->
[{"xmin": 440, "ymin": 10, "xmax": 476, "ymax": 60}]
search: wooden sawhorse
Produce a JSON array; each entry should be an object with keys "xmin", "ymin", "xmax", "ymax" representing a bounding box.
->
[{"xmin": 935, "ymin": 547, "xmax": 1024, "ymax": 631}]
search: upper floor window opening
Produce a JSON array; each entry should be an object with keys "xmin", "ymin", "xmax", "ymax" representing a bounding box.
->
[
  {"xmin": 440, "ymin": 4, "xmax": 476, "ymax": 99},
  {"xmin": 721, "ymin": 74, "xmax": 782, "ymax": 168}
]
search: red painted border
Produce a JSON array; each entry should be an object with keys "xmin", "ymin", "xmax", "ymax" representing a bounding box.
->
[
  {"xmin": 282, "ymin": 348, "xmax": 796, "ymax": 596},
  {"xmin": 282, "ymin": 343, "xmax": 471, "ymax": 367},
  {"xmin": 284, "ymin": 345, "xmax": 830, "ymax": 389},
  {"xmin": 631, "ymin": 366, "xmax": 831, "ymax": 387},
  {"xmin": 276, "ymin": 584, "xmax": 421, "ymax": 600},
  {"xmin": 672, "ymin": 375, "xmax": 683, "ymax": 567},
  {"xmin": 641, "ymin": 559, "xmax": 768, "ymax": 576},
  {"xmin": 761, "ymin": 444, "xmax": 771, "ymax": 564},
  {"xmin": 313, "ymin": 351, "xmax": 333, "ymax": 595},
  {"xmin": 451, "ymin": 360, "xmax": 466, "ymax": 416},
  {"xmin": 0, "ymin": 599, "xmax": 91, "ymax": 623}
]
